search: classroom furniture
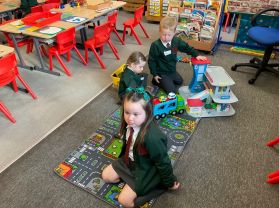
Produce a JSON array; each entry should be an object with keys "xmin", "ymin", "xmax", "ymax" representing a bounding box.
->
[
  {"xmin": 0, "ymin": 101, "xmax": 16, "ymax": 123},
  {"xmin": 48, "ymin": 28, "xmax": 86, "ymax": 76},
  {"xmin": 0, "ymin": 52, "xmax": 37, "ymax": 99},
  {"xmin": 1, "ymin": 20, "xmax": 33, "ymax": 54},
  {"xmin": 145, "ymin": 0, "xmax": 167, "ymax": 22},
  {"xmin": 166, "ymin": 0, "xmax": 223, "ymax": 53},
  {"xmin": 266, "ymin": 136, "xmax": 279, "ymax": 184},
  {"xmin": 0, "ymin": 1, "xmax": 126, "ymax": 75},
  {"xmin": 122, "ymin": 5, "xmax": 149, "ymax": 45},
  {"xmin": 0, "ymin": 2, "xmax": 19, "ymax": 20},
  {"xmin": 107, "ymin": 11, "xmax": 125, "ymax": 45},
  {"xmin": 84, "ymin": 22, "xmax": 120, "ymax": 69},
  {"xmin": 122, "ymin": 0, "xmax": 145, "ymax": 12},
  {"xmin": 231, "ymin": 8, "xmax": 279, "ymax": 84},
  {"xmin": 0, "ymin": 44, "xmax": 26, "ymax": 123},
  {"xmin": 0, "ymin": 44, "xmax": 14, "ymax": 57}
]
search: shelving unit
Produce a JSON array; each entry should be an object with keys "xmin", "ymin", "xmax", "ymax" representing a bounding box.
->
[
  {"xmin": 172, "ymin": 0, "xmax": 223, "ymax": 52},
  {"xmin": 145, "ymin": 0, "xmax": 170, "ymax": 22}
]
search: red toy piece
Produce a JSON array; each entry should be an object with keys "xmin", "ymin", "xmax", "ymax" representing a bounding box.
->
[
  {"xmin": 266, "ymin": 136, "xmax": 279, "ymax": 184},
  {"xmin": 266, "ymin": 137, "xmax": 279, "ymax": 147},
  {"xmin": 267, "ymin": 170, "xmax": 279, "ymax": 184}
]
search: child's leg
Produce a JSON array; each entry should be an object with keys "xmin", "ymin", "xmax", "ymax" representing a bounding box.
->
[
  {"xmin": 159, "ymin": 74, "xmax": 178, "ymax": 94},
  {"xmin": 101, "ymin": 164, "xmax": 120, "ymax": 183},
  {"xmin": 172, "ymin": 72, "xmax": 183, "ymax": 86},
  {"xmin": 118, "ymin": 184, "xmax": 137, "ymax": 208}
]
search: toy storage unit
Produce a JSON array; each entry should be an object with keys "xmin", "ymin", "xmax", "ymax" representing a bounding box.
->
[
  {"xmin": 111, "ymin": 64, "xmax": 126, "ymax": 88},
  {"xmin": 168, "ymin": 0, "xmax": 223, "ymax": 52}
]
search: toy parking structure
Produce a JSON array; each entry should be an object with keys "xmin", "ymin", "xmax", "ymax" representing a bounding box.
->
[
  {"xmin": 54, "ymin": 107, "xmax": 199, "ymax": 207},
  {"xmin": 179, "ymin": 58, "xmax": 238, "ymax": 117}
]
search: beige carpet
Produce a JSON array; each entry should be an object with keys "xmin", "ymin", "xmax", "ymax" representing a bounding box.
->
[{"xmin": 0, "ymin": 10, "xmax": 158, "ymax": 173}]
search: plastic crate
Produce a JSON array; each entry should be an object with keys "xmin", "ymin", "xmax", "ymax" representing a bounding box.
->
[
  {"xmin": 22, "ymin": 12, "xmax": 62, "ymax": 28},
  {"xmin": 111, "ymin": 64, "xmax": 126, "ymax": 88}
]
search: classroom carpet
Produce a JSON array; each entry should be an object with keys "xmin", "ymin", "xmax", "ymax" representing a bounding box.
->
[{"xmin": 54, "ymin": 106, "xmax": 200, "ymax": 207}]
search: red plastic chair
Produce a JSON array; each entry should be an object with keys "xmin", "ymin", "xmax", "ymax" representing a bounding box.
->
[
  {"xmin": 266, "ymin": 137, "xmax": 279, "ymax": 184},
  {"xmin": 0, "ymin": 101, "xmax": 16, "ymax": 123},
  {"xmin": 1, "ymin": 20, "xmax": 33, "ymax": 54},
  {"xmin": 85, "ymin": 22, "xmax": 120, "ymax": 69},
  {"xmin": 108, "ymin": 11, "xmax": 125, "ymax": 45},
  {"xmin": 0, "ymin": 53, "xmax": 37, "ymax": 100},
  {"xmin": 122, "ymin": 5, "xmax": 149, "ymax": 45},
  {"xmin": 48, "ymin": 28, "xmax": 87, "ymax": 76},
  {"xmin": 41, "ymin": 3, "xmax": 60, "ymax": 12}
]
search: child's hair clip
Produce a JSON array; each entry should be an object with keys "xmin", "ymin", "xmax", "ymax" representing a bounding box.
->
[{"xmin": 125, "ymin": 87, "xmax": 150, "ymax": 101}]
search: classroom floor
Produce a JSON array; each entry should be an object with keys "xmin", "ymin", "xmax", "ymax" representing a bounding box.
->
[{"xmin": 0, "ymin": 10, "xmax": 158, "ymax": 173}]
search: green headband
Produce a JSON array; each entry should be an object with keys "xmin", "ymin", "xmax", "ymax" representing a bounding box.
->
[{"xmin": 125, "ymin": 87, "xmax": 150, "ymax": 101}]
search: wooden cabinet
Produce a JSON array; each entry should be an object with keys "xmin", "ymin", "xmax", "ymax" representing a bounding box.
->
[{"xmin": 122, "ymin": 0, "xmax": 145, "ymax": 12}]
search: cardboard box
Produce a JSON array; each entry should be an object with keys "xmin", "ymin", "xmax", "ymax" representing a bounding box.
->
[{"xmin": 87, "ymin": 0, "xmax": 112, "ymax": 10}]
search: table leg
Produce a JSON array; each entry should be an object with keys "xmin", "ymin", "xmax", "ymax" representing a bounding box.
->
[
  {"xmin": 76, "ymin": 26, "xmax": 87, "ymax": 50},
  {"xmin": 33, "ymin": 38, "xmax": 60, "ymax": 76},
  {"xmin": 7, "ymin": 11, "xmax": 13, "ymax": 20},
  {"xmin": 10, "ymin": 34, "xmax": 31, "ymax": 69}
]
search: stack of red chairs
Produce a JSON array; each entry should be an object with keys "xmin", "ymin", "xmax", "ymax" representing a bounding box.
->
[{"xmin": 266, "ymin": 137, "xmax": 279, "ymax": 184}]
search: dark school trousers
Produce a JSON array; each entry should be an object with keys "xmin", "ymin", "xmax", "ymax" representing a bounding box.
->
[{"xmin": 152, "ymin": 71, "xmax": 183, "ymax": 94}]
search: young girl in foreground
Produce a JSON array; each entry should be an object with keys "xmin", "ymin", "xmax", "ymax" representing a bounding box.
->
[{"xmin": 102, "ymin": 88, "xmax": 180, "ymax": 208}]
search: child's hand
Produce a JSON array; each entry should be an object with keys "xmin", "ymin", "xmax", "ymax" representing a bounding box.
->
[
  {"xmin": 169, "ymin": 181, "xmax": 180, "ymax": 190},
  {"xmin": 154, "ymin": 76, "xmax": 162, "ymax": 83},
  {"xmin": 196, "ymin": 55, "xmax": 207, "ymax": 61}
]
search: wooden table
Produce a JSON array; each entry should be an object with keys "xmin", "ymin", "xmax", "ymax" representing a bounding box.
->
[
  {"xmin": 0, "ymin": 44, "xmax": 14, "ymax": 57},
  {"xmin": 0, "ymin": 2, "xmax": 19, "ymax": 19}
]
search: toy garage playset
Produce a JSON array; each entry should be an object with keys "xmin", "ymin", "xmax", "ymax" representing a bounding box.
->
[{"xmin": 179, "ymin": 57, "xmax": 238, "ymax": 118}]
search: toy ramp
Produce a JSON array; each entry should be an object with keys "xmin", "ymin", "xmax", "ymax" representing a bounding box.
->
[
  {"xmin": 189, "ymin": 89, "xmax": 210, "ymax": 100},
  {"xmin": 54, "ymin": 108, "xmax": 200, "ymax": 207}
]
